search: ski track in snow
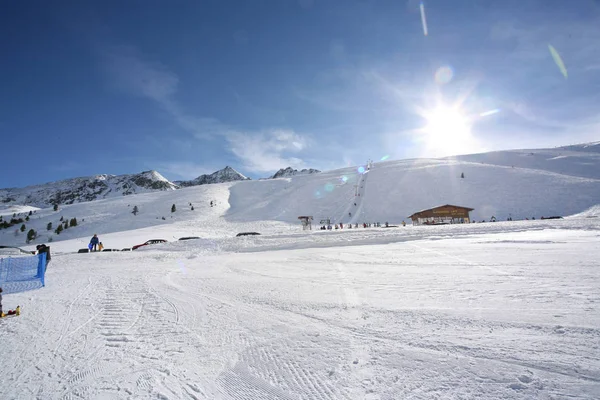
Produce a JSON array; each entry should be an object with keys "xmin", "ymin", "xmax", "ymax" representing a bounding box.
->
[
  {"xmin": 2, "ymin": 221, "xmax": 600, "ymax": 399},
  {"xmin": 1, "ymin": 148, "xmax": 600, "ymax": 399}
]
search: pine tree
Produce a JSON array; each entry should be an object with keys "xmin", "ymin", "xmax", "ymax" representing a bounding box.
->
[
  {"xmin": 191, "ymin": 206, "xmax": 194, "ymax": 211},
  {"xmin": 53, "ymin": 204, "xmax": 58, "ymax": 211},
  {"xmin": 171, "ymin": 204, "xmax": 176, "ymax": 213},
  {"xmin": 48, "ymin": 236, "xmax": 53, "ymax": 242},
  {"xmin": 60, "ymin": 216, "xmax": 63, "ymax": 222},
  {"xmin": 13, "ymin": 213, "xmax": 16, "ymax": 218},
  {"xmin": 63, "ymin": 221, "xmax": 69, "ymax": 229},
  {"xmin": 27, "ymin": 229, "xmax": 36, "ymax": 243},
  {"xmin": 20, "ymin": 224, "xmax": 26, "ymax": 232},
  {"xmin": 25, "ymin": 215, "xmax": 30, "ymax": 221},
  {"xmin": 70, "ymin": 217, "xmax": 77, "ymax": 227},
  {"xmin": 47, "ymin": 222, "xmax": 53, "ymax": 231},
  {"xmin": 29, "ymin": 210, "xmax": 33, "ymax": 216},
  {"xmin": 55, "ymin": 224, "xmax": 63, "ymax": 235},
  {"xmin": 461, "ymin": 172, "xmax": 465, "ymax": 178},
  {"xmin": 132, "ymin": 206, "xmax": 139, "ymax": 216}
]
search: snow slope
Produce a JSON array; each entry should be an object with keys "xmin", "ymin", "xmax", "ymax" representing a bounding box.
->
[
  {"xmin": 452, "ymin": 142, "xmax": 600, "ymax": 180},
  {"xmin": 228, "ymin": 156, "xmax": 599, "ymax": 225},
  {"xmin": 1, "ymin": 220, "xmax": 599, "ymax": 399},
  {"xmin": 0, "ymin": 143, "xmax": 598, "ymax": 251},
  {"xmin": 1, "ymin": 144, "xmax": 600, "ymax": 398}
]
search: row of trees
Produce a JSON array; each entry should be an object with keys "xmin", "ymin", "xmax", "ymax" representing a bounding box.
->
[
  {"xmin": 9, "ymin": 216, "xmax": 79, "ymax": 243},
  {"xmin": 130, "ymin": 203, "xmax": 195, "ymax": 216},
  {"xmin": 53, "ymin": 217, "xmax": 78, "ymax": 235}
]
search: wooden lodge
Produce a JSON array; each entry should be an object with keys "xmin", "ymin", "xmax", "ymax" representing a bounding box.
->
[{"xmin": 408, "ymin": 204, "xmax": 474, "ymax": 226}]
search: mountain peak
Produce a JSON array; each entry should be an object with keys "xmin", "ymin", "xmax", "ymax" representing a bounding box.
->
[
  {"xmin": 176, "ymin": 166, "xmax": 250, "ymax": 187},
  {"xmin": 269, "ymin": 167, "xmax": 321, "ymax": 179}
]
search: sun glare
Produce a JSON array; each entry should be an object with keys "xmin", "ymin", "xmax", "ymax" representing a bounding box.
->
[{"xmin": 421, "ymin": 105, "xmax": 472, "ymax": 157}]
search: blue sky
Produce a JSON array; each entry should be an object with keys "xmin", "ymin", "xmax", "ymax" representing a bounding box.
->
[{"xmin": 1, "ymin": 0, "xmax": 600, "ymax": 187}]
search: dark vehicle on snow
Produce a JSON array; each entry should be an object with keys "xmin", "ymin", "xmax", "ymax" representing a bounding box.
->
[
  {"xmin": 132, "ymin": 239, "xmax": 168, "ymax": 250},
  {"xmin": 179, "ymin": 236, "xmax": 201, "ymax": 241}
]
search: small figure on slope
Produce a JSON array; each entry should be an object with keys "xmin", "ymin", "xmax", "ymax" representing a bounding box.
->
[
  {"xmin": 89, "ymin": 234, "xmax": 100, "ymax": 252},
  {"xmin": 36, "ymin": 244, "xmax": 51, "ymax": 271}
]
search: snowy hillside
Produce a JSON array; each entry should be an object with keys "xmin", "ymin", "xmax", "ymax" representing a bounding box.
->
[
  {"xmin": 227, "ymin": 149, "xmax": 600, "ymax": 225},
  {"xmin": 269, "ymin": 167, "xmax": 321, "ymax": 179},
  {"xmin": 0, "ymin": 143, "xmax": 599, "ymax": 249},
  {"xmin": 1, "ymin": 204, "xmax": 599, "ymax": 399},
  {"xmin": 0, "ymin": 170, "xmax": 176, "ymax": 209},
  {"xmin": 452, "ymin": 142, "xmax": 600, "ymax": 180},
  {"xmin": 1, "ymin": 144, "xmax": 600, "ymax": 399},
  {"xmin": 175, "ymin": 166, "xmax": 250, "ymax": 187}
]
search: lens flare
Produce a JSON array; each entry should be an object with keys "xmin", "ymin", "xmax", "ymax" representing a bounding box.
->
[
  {"xmin": 479, "ymin": 109, "xmax": 500, "ymax": 117},
  {"xmin": 435, "ymin": 66, "xmax": 454, "ymax": 84},
  {"xmin": 324, "ymin": 183, "xmax": 335, "ymax": 192},
  {"xmin": 419, "ymin": 2, "xmax": 428, "ymax": 36},
  {"xmin": 380, "ymin": 155, "xmax": 390, "ymax": 161},
  {"xmin": 357, "ymin": 166, "xmax": 366, "ymax": 174},
  {"xmin": 548, "ymin": 44, "xmax": 568, "ymax": 79},
  {"xmin": 341, "ymin": 175, "xmax": 348, "ymax": 183}
]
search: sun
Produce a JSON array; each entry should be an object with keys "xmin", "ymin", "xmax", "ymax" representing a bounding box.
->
[{"xmin": 420, "ymin": 105, "xmax": 473, "ymax": 157}]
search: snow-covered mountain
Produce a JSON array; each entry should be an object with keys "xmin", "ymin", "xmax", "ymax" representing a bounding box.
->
[
  {"xmin": 0, "ymin": 170, "xmax": 176, "ymax": 208},
  {"xmin": 269, "ymin": 167, "xmax": 321, "ymax": 179},
  {"xmin": 0, "ymin": 143, "xmax": 599, "ymax": 247},
  {"xmin": 175, "ymin": 166, "xmax": 250, "ymax": 187}
]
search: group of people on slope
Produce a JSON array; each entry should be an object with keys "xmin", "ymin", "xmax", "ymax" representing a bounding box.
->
[{"xmin": 89, "ymin": 234, "xmax": 103, "ymax": 251}]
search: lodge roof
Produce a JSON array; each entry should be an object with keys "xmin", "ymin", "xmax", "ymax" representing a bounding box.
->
[{"xmin": 408, "ymin": 204, "xmax": 474, "ymax": 219}]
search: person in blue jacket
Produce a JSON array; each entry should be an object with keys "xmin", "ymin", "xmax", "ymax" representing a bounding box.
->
[{"xmin": 89, "ymin": 234, "xmax": 100, "ymax": 251}]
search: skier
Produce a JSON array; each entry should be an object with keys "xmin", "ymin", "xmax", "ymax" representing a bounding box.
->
[
  {"xmin": 340, "ymin": 223, "xmax": 343, "ymax": 229},
  {"xmin": 98, "ymin": 242, "xmax": 104, "ymax": 251},
  {"xmin": 348, "ymin": 212, "xmax": 351, "ymax": 217},
  {"xmin": 89, "ymin": 234, "xmax": 99, "ymax": 252},
  {"xmin": 36, "ymin": 244, "xmax": 51, "ymax": 271}
]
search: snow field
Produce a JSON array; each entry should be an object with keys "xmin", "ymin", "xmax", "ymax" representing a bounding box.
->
[{"xmin": 1, "ymin": 221, "xmax": 599, "ymax": 399}]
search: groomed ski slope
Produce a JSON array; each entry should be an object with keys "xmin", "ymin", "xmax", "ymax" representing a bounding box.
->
[
  {"xmin": 1, "ymin": 144, "xmax": 599, "ymax": 398},
  {"xmin": 1, "ymin": 218, "xmax": 599, "ymax": 399}
]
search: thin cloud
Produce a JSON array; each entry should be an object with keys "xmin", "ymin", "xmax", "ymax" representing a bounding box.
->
[
  {"xmin": 100, "ymin": 45, "xmax": 218, "ymax": 140},
  {"xmin": 100, "ymin": 44, "xmax": 310, "ymax": 171},
  {"xmin": 226, "ymin": 129, "xmax": 310, "ymax": 173}
]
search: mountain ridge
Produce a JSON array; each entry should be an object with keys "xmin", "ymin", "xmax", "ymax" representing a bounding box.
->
[
  {"xmin": 0, "ymin": 170, "xmax": 176, "ymax": 209},
  {"xmin": 175, "ymin": 166, "xmax": 250, "ymax": 187},
  {"xmin": 269, "ymin": 167, "xmax": 321, "ymax": 179}
]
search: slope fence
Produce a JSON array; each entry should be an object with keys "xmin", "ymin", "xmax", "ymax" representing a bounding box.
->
[{"xmin": 0, "ymin": 254, "xmax": 46, "ymax": 294}]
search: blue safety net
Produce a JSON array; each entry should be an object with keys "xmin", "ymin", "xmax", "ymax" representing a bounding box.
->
[{"xmin": 0, "ymin": 253, "xmax": 46, "ymax": 294}]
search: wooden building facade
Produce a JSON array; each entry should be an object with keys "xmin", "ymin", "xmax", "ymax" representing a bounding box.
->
[{"xmin": 409, "ymin": 204, "xmax": 474, "ymax": 226}]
